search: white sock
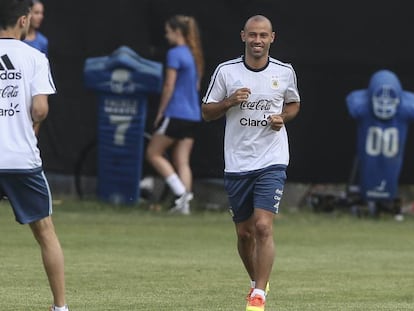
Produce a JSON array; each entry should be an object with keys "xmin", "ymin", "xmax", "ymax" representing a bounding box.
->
[
  {"xmin": 250, "ymin": 280, "xmax": 256, "ymax": 288},
  {"xmin": 53, "ymin": 305, "xmax": 67, "ymax": 311},
  {"xmin": 251, "ymin": 289, "xmax": 266, "ymax": 300},
  {"xmin": 165, "ymin": 174, "xmax": 186, "ymax": 196}
]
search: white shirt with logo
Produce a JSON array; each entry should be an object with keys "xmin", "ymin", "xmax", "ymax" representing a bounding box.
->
[
  {"xmin": 203, "ymin": 56, "xmax": 300, "ymax": 173},
  {"xmin": 0, "ymin": 39, "xmax": 56, "ymax": 171}
]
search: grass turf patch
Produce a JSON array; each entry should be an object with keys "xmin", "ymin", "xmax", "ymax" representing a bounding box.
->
[{"xmin": 0, "ymin": 199, "xmax": 413, "ymax": 310}]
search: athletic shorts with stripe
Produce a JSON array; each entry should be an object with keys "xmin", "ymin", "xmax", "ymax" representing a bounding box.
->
[
  {"xmin": 224, "ymin": 164, "xmax": 287, "ymax": 223},
  {"xmin": 0, "ymin": 168, "xmax": 52, "ymax": 224}
]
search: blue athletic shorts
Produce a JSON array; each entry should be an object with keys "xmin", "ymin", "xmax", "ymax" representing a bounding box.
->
[
  {"xmin": 224, "ymin": 165, "xmax": 287, "ymax": 223},
  {"xmin": 0, "ymin": 169, "xmax": 53, "ymax": 224},
  {"xmin": 155, "ymin": 117, "xmax": 199, "ymax": 139}
]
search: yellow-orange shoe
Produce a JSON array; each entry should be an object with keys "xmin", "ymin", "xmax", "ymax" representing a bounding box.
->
[
  {"xmin": 246, "ymin": 294, "xmax": 265, "ymax": 311},
  {"xmin": 246, "ymin": 287, "xmax": 254, "ymax": 301},
  {"xmin": 246, "ymin": 282, "xmax": 270, "ymax": 300}
]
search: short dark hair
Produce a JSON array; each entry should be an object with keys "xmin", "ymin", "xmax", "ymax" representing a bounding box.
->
[{"xmin": 0, "ymin": 0, "xmax": 32, "ymax": 30}]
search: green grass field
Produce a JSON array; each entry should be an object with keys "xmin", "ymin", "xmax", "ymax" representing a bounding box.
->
[{"xmin": 0, "ymin": 199, "xmax": 413, "ymax": 311}]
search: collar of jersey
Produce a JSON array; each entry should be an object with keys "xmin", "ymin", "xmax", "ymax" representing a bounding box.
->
[{"xmin": 242, "ymin": 55, "xmax": 270, "ymax": 72}]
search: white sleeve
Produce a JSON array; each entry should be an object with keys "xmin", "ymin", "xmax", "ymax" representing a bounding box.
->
[
  {"xmin": 202, "ymin": 66, "xmax": 227, "ymax": 104},
  {"xmin": 285, "ymin": 66, "xmax": 300, "ymax": 103},
  {"xmin": 31, "ymin": 54, "xmax": 56, "ymax": 96}
]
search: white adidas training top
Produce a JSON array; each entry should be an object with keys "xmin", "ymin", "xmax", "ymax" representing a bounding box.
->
[
  {"xmin": 0, "ymin": 39, "xmax": 56, "ymax": 171},
  {"xmin": 203, "ymin": 56, "xmax": 300, "ymax": 173}
]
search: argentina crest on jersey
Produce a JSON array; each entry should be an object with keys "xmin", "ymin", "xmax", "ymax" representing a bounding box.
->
[{"xmin": 270, "ymin": 76, "xmax": 279, "ymax": 90}]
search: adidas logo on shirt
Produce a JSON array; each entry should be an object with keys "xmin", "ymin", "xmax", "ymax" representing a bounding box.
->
[
  {"xmin": 0, "ymin": 54, "xmax": 21, "ymax": 80},
  {"xmin": 233, "ymin": 80, "xmax": 243, "ymax": 87}
]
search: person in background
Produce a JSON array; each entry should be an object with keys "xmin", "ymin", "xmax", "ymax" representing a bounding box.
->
[
  {"xmin": 0, "ymin": 0, "xmax": 68, "ymax": 310},
  {"xmin": 202, "ymin": 15, "xmax": 300, "ymax": 311},
  {"xmin": 146, "ymin": 14, "xmax": 204, "ymax": 215},
  {"xmin": 24, "ymin": 0, "xmax": 48, "ymax": 55}
]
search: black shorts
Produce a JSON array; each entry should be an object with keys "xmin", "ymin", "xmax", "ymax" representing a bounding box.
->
[{"xmin": 155, "ymin": 117, "xmax": 199, "ymax": 139}]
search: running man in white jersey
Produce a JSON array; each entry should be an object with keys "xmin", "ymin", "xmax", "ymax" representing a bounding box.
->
[
  {"xmin": 0, "ymin": 1, "xmax": 69, "ymax": 310},
  {"xmin": 202, "ymin": 15, "xmax": 300, "ymax": 311}
]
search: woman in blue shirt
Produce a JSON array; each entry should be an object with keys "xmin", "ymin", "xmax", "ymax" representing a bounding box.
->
[{"xmin": 146, "ymin": 15, "xmax": 204, "ymax": 214}]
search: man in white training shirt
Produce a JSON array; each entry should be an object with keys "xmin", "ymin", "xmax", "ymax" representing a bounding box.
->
[
  {"xmin": 0, "ymin": 1, "xmax": 69, "ymax": 310},
  {"xmin": 202, "ymin": 15, "xmax": 300, "ymax": 311}
]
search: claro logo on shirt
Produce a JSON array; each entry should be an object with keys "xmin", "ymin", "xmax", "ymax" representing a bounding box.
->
[
  {"xmin": 0, "ymin": 54, "xmax": 22, "ymax": 80},
  {"xmin": 239, "ymin": 99, "xmax": 272, "ymax": 127},
  {"xmin": 0, "ymin": 102, "xmax": 20, "ymax": 116}
]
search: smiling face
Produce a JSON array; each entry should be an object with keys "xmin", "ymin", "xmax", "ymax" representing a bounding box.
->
[{"xmin": 241, "ymin": 16, "xmax": 275, "ymax": 67}]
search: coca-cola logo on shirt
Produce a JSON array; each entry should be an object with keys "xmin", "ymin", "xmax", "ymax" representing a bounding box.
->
[
  {"xmin": 0, "ymin": 85, "xmax": 19, "ymax": 98},
  {"xmin": 240, "ymin": 99, "xmax": 272, "ymax": 110}
]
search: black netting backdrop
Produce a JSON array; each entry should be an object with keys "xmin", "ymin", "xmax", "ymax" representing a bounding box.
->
[{"xmin": 38, "ymin": 0, "xmax": 414, "ymax": 183}]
